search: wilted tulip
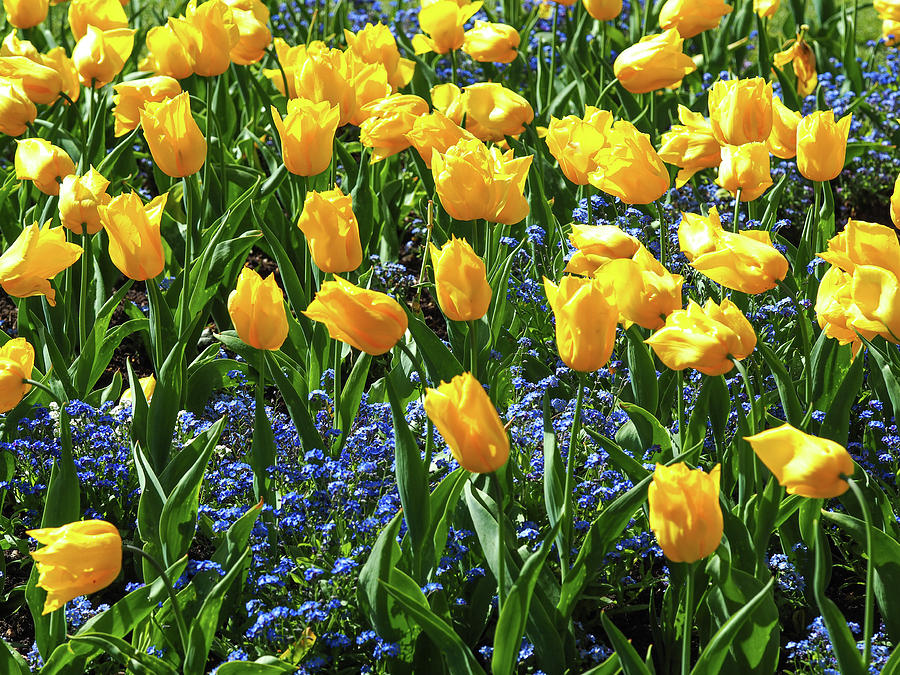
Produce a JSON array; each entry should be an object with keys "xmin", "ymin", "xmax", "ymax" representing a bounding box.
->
[
  {"xmin": 142, "ymin": 20, "xmax": 195, "ymax": 79},
  {"xmin": 594, "ymin": 247, "xmax": 683, "ymax": 329},
  {"xmin": 345, "ymin": 22, "xmax": 415, "ymax": 91},
  {"xmin": 360, "ymin": 94, "xmax": 430, "ymax": 162},
  {"xmin": 657, "ymin": 105, "xmax": 721, "ymax": 187},
  {"xmin": 463, "ymin": 82, "xmax": 534, "ymax": 142},
  {"xmin": 545, "ymin": 107, "xmax": 612, "ymax": 185},
  {"xmin": 271, "ymin": 98, "xmax": 340, "ymax": 176},
  {"xmin": 0, "ymin": 77, "xmax": 37, "ymax": 136},
  {"xmin": 658, "ymin": 0, "xmax": 732, "ymax": 38},
  {"xmin": 582, "ymin": 0, "xmax": 623, "ymax": 20},
  {"xmin": 429, "ymin": 236, "xmax": 492, "ymax": 322},
  {"xmin": 589, "ymin": 120, "xmax": 669, "ymax": 204},
  {"xmin": 564, "ymin": 224, "xmax": 640, "ymax": 276},
  {"xmin": 112, "ymin": 76, "xmax": 181, "ymax": 137},
  {"xmin": 716, "ymin": 143, "xmax": 773, "ymax": 201},
  {"xmin": 462, "ymin": 21, "xmax": 519, "ymax": 63},
  {"xmin": 227, "ymin": 266, "xmax": 289, "ymax": 351},
  {"xmin": 746, "ymin": 424, "xmax": 854, "ymax": 498},
  {"xmin": 544, "ymin": 275, "xmax": 617, "ymax": 372},
  {"xmin": 773, "ymin": 32, "xmax": 817, "ymax": 97},
  {"xmin": 613, "ymin": 29, "xmax": 696, "ymax": 94},
  {"xmin": 0, "ymin": 221, "xmax": 83, "ymax": 305},
  {"xmin": 708, "ymin": 77, "xmax": 773, "ymax": 145},
  {"xmin": 140, "ymin": 91, "xmax": 207, "ymax": 177},
  {"xmin": 15, "ymin": 139, "xmax": 75, "ymax": 196},
  {"xmin": 648, "ymin": 463, "xmax": 722, "ymax": 563},
  {"xmin": 73, "ymin": 25, "xmax": 134, "ymax": 87},
  {"xmin": 98, "ymin": 192, "xmax": 167, "ymax": 281},
  {"xmin": 424, "ymin": 372, "xmax": 509, "ymax": 473},
  {"xmin": 68, "ymin": 0, "xmax": 128, "ymax": 41},
  {"xmin": 754, "ymin": 0, "xmax": 779, "ymax": 17},
  {"xmin": 223, "ymin": 0, "xmax": 271, "ymax": 65},
  {"xmin": 767, "ymin": 96, "xmax": 801, "ymax": 159},
  {"xmin": 412, "ymin": 0, "xmax": 483, "ymax": 55},
  {"xmin": 28, "ymin": 520, "xmax": 122, "ymax": 614},
  {"xmin": 59, "ymin": 168, "xmax": 111, "ymax": 235},
  {"xmin": 0, "ymin": 56, "xmax": 63, "ymax": 104},
  {"xmin": 796, "ymin": 110, "xmax": 852, "ymax": 182},
  {"xmin": 176, "ymin": 0, "xmax": 240, "ymax": 77},
  {"xmin": 296, "ymin": 187, "xmax": 362, "ymax": 274},
  {"xmin": 3, "ymin": 0, "xmax": 48, "ymax": 28},
  {"xmin": 406, "ymin": 111, "xmax": 475, "ymax": 168},
  {"xmin": 0, "ymin": 338, "xmax": 34, "ymax": 412}
]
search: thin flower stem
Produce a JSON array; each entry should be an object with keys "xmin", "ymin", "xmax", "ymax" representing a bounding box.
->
[
  {"xmin": 123, "ymin": 544, "xmax": 189, "ymax": 656},
  {"xmin": 561, "ymin": 373, "xmax": 585, "ymax": 584},
  {"xmin": 495, "ymin": 470, "xmax": 506, "ymax": 611},
  {"xmin": 847, "ymin": 478, "xmax": 874, "ymax": 666},
  {"xmin": 469, "ymin": 320, "xmax": 478, "ymax": 378},
  {"xmin": 682, "ymin": 563, "xmax": 695, "ymax": 675},
  {"xmin": 732, "ymin": 189, "xmax": 742, "ymax": 233},
  {"xmin": 79, "ymin": 228, "xmax": 90, "ymax": 351}
]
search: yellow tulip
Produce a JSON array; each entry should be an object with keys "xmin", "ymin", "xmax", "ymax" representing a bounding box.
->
[
  {"xmin": 463, "ymin": 82, "xmax": 534, "ymax": 142},
  {"xmin": 261, "ymin": 38, "xmax": 326, "ymax": 97},
  {"xmin": 489, "ymin": 147, "xmax": 532, "ymax": 225},
  {"xmin": 0, "ymin": 220, "xmax": 83, "ymax": 306},
  {"xmin": 589, "ymin": 120, "xmax": 669, "ymax": 204},
  {"xmin": 68, "ymin": 0, "xmax": 128, "ymax": 41},
  {"xmin": 344, "ymin": 22, "xmax": 415, "ymax": 91},
  {"xmin": 815, "ymin": 266, "xmax": 872, "ymax": 354},
  {"xmin": 544, "ymin": 275, "xmax": 617, "ymax": 372},
  {"xmin": 424, "ymin": 372, "xmax": 509, "ymax": 473},
  {"xmin": 716, "ymin": 142, "xmax": 773, "ymax": 201},
  {"xmin": 223, "ymin": 0, "xmax": 271, "ymax": 66},
  {"xmin": 271, "ymin": 98, "xmax": 340, "ymax": 176},
  {"xmin": 0, "ymin": 56, "xmax": 63, "ymax": 104},
  {"xmin": 59, "ymin": 168, "xmax": 111, "ymax": 235},
  {"xmin": 545, "ymin": 107, "xmax": 612, "ymax": 185},
  {"xmin": 882, "ymin": 19, "xmax": 900, "ymax": 45},
  {"xmin": 648, "ymin": 463, "xmax": 722, "ymax": 563},
  {"xmin": 406, "ymin": 111, "xmax": 476, "ymax": 169},
  {"xmin": 431, "ymin": 82, "xmax": 465, "ymax": 125},
  {"xmin": 73, "ymin": 25, "xmax": 134, "ymax": 87},
  {"xmin": 851, "ymin": 265, "xmax": 900, "ymax": 341},
  {"xmin": 3, "ymin": 0, "xmax": 48, "ymax": 28},
  {"xmin": 412, "ymin": 0, "xmax": 483, "ymax": 55},
  {"xmin": 345, "ymin": 52, "xmax": 393, "ymax": 127},
  {"xmin": 0, "ymin": 338, "xmax": 34, "ymax": 412},
  {"xmin": 360, "ymin": 94, "xmax": 430, "ymax": 162},
  {"xmin": 112, "ymin": 76, "xmax": 182, "ymax": 137},
  {"xmin": 143, "ymin": 21, "xmax": 196, "ymax": 79},
  {"xmin": 98, "ymin": 192, "xmax": 167, "ymax": 281},
  {"xmin": 140, "ymin": 91, "xmax": 207, "ymax": 178},
  {"xmin": 582, "ymin": 0, "xmax": 623, "ymax": 21},
  {"xmin": 773, "ymin": 32, "xmax": 817, "ymax": 97},
  {"xmin": 564, "ymin": 224, "xmax": 640, "ymax": 276},
  {"xmin": 657, "ymin": 105, "xmax": 721, "ymax": 187},
  {"xmin": 892, "ymin": 172, "xmax": 900, "ymax": 230},
  {"xmin": 708, "ymin": 77, "xmax": 773, "ymax": 145},
  {"xmin": 613, "ymin": 29, "xmax": 696, "ymax": 94},
  {"xmin": 796, "ymin": 110, "xmax": 852, "ymax": 182},
  {"xmin": 767, "ymin": 96, "xmax": 801, "ymax": 160},
  {"xmin": 41, "ymin": 47, "xmax": 80, "ymax": 103},
  {"xmin": 15, "ymin": 139, "xmax": 75, "ymax": 196},
  {"xmin": 293, "ymin": 48, "xmax": 355, "ymax": 126},
  {"xmin": 754, "ymin": 0, "xmax": 779, "ymax": 17},
  {"xmin": 0, "ymin": 77, "xmax": 37, "ymax": 136},
  {"xmin": 303, "ymin": 276, "xmax": 408, "ymax": 355},
  {"xmin": 120, "ymin": 374, "xmax": 156, "ymax": 403},
  {"xmin": 658, "ymin": 0, "xmax": 732, "ymax": 38},
  {"xmin": 594, "ymin": 247, "xmax": 683, "ymax": 329},
  {"xmin": 176, "ymin": 0, "xmax": 240, "ymax": 77},
  {"xmin": 745, "ymin": 424, "xmax": 854, "ymax": 498},
  {"xmin": 429, "ymin": 236, "xmax": 492, "ymax": 322},
  {"xmin": 818, "ymin": 219, "xmax": 900, "ymax": 278},
  {"xmin": 296, "ymin": 186, "xmax": 362, "ymax": 274},
  {"xmin": 227, "ymin": 266, "xmax": 289, "ymax": 351},
  {"xmin": 462, "ymin": 21, "xmax": 519, "ymax": 64},
  {"xmin": 1, "ymin": 32, "xmax": 40, "ymax": 59},
  {"xmin": 876, "ymin": 0, "xmax": 900, "ymax": 20},
  {"xmin": 27, "ymin": 520, "xmax": 122, "ymax": 615}
]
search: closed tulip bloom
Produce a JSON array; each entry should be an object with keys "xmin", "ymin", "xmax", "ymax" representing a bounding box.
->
[
  {"xmin": 708, "ymin": 77, "xmax": 773, "ymax": 145},
  {"xmin": 590, "ymin": 120, "xmax": 669, "ymax": 204},
  {"xmin": 98, "ymin": 192, "xmax": 167, "ymax": 280},
  {"xmin": 545, "ymin": 108, "xmax": 612, "ymax": 185},
  {"xmin": 648, "ymin": 463, "xmax": 722, "ymax": 563},
  {"xmin": 773, "ymin": 33, "xmax": 817, "ymax": 97},
  {"xmin": 0, "ymin": 77, "xmax": 37, "ymax": 136},
  {"xmin": 431, "ymin": 82, "xmax": 465, "ymax": 124},
  {"xmin": 15, "ymin": 139, "xmax": 75, "ymax": 196},
  {"xmin": 3, "ymin": 0, "xmax": 48, "ymax": 28},
  {"xmin": 746, "ymin": 425, "xmax": 854, "ymax": 498},
  {"xmin": 463, "ymin": 82, "xmax": 534, "ymax": 142},
  {"xmin": 73, "ymin": 25, "xmax": 134, "ymax": 87},
  {"xmin": 296, "ymin": 187, "xmax": 362, "ymax": 274},
  {"xmin": 594, "ymin": 249, "xmax": 683, "ymax": 329},
  {"xmin": 0, "ymin": 56, "xmax": 63, "ymax": 104},
  {"xmin": 613, "ymin": 29, "xmax": 696, "ymax": 94},
  {"xmin": 424, "ymin": 372, "xmax": 509, "ymax": 473},
  {"xmin": 40, "ymin": 47, "xmax": 80, "ymax": 103},
  {"xmin": 488, "ymin": 147, "xmax": 531, "ymax": 225},
  {"xmin": 0, "ymin": 338, "xmax": 34, "ymax": 412},
  {"xmin": 716, "ymin": 143, "xmax": 773, "ymax": 201},
  {"xmin": 345, "ymin": 54, "xmax": 393, "ymax": 127},
  {"xmin": 227, "ymin": 266, "xmax": 289, "ymax": 351},
  {"xmin": 303, "ymin": 276, "xmax": 408, "ymax": 356},
  {"xmin": 582, "ymin": 0, "xmax": 622, "ymax": 21},
  {"xmin": 754, "ymin": 0, "xmax": 779, "ymax": 17},
  {"xmin": 143, "ymin": 21, "xmax": 196, "ymax": 79},
  {"xmin": 27, "ymin": 520, "xmax": 122, "ymax": 615},
  {"xmin": 0, "ymin": 221, "xmax": 82, "ymax": 305},
  {"xmin": 59, "ymin": 168, "xmax": 111, "ymax": 235},
  {"xmin": 176, "ymin": 0, "xmax": 240, "ymax": 77},
  {"xmin": 68, "ymin": 0, "xmax": 128, "ymax": 41},
  {"xmin": 702, "ymin": 297, "xmax": 757, "ymax": 356},
  {"xmin": 261, "ymin": 39, "xmax": 326, "ymax": 97},
  {"xmin": 767, "ymin": 96, "xmax": 801, "ymax": 159},
  {"xmin": 544, "ymin": 275, "xmax": 617, "ymax": 372},
  {"xmin": 345, "ymin": 23, "xmax": 415, "ymax": 91},
  {"xmin": 429, "ymin": 236, "xmax": 491, "ymax": 321},
  {"xmin": 271, "ymin": 98, "xmax": 339, "ymax": 176},
  {"xmin": 564, "ymin": 224, "xmax": 640, "ymax": 276},
  {"xmin": 293, "ymin": 48, "xmax": 354, "ymax": 126},
  {"xmin": 463, "ymin": 21, "xmax": 519, "ymax": 63},
  {"xmin": 112, "ymin": 76, "xmax": 181, "ymax": 137},
  {"xmin": 796, "ymin": 110, "xmax": 852, "ymax": 182},
  {"xmin": 223, "ymin": 0, "xmax": 271, "ymax": 65},
  {"xmin": 360, "ymin": 94, "xmax": 430, "ymax": 162},
  {"xmin": 406, "ymin": 111, "xmax": 476, "ymax": 168},
  {"xmin": 412, "ymin": 0, "xmax": 483, "ymax": 55},
  {"xmin": 657, "ymin": 105, "xmax": 721, "ymax": 187},
  {"xmin": 120, "ymin": 374, "xmax": 156, "ymax": 403},
  {"xmin": 658, "ymin": 0, "xmax": 732, "ymax": 38},
  {"xmin": 140, "ymin": 92, "xmax": 206, "ymax": 177}
]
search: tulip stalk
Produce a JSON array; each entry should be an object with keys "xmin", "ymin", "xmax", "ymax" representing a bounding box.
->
[
  {"xmin": 495, "ymin": 470, "xmax": 507, "ymax": 610},
  {"xmin": 846, "ymin": 477, "xmax": 874, "ymax": 666},
  {"xmin": 78, "ymin": 227, "xmax": 91, "ymax": 350},
  {"xmin": 468, "ymin": 321, "xmax": 478, "ymax": 378},
  {"xmin": 681, "ymin": 562, "xmax": 695, "ymax": 675},
  {"xmin": 123, "ymin": 544, "xmax": 189, "ymax": 656},
  {"xmin": 332, "ymin": 341, "xmax": 343, "ymax": 451},
  {"xmin": 561, "ymin": 374, "xmax": 585, "ymax": 583},
  {"xmin": 731, "ymin": 189, "xmax": 741, "ymax": 232}
]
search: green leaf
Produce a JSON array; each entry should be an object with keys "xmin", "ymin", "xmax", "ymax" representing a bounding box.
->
[
  {"xmin": 625, "ymin": 326, "xmax": 658, "ymax": 414},
  {"xmin": 619, "ymin": 402, "xmax": 672, "ymax": 455},
  {"xmin": 583, "ymin": 428, "xmax": 650, "ymax": 484},
  {"xmin": 757, "ymin": 342, "xmax": 804, "ymax": 427},
  {"xmin": 406, "ymin": 311, "xmax": 464, "ymax": 385},
  {"xmin": 0, "ymin": 637, "xmax": 28, "ymax": 675},
  {"xmin": 542, "ymin": 392, "xmax": 566, "ymax": 553},
  {"xmin": 819, "ymin": 349, "xmax": 863, "ymax": 446},
  {"xmin": 358, "ymin": 513, "xmax": 415, "ymax": 641},
  {"xmin": 265, "ymin": 349, "xmax": 325, "ymax": 454},
  {"xmin": 337, "ymin": 351, "xmax": 372, "ymax": 449},
  {"xmin": 601, "ymin": 613, "xmax": 652, "ymax": 675},
  {"xmin": 214, "ymin": 661, "xmax": 298, "ymax": 674},
  {"xmin": 147, "ymin": 342, "xmax": 187, "ymax": 471},
  {"xmin": 68, "ymin": 632, "xmax": 178, "ymax": 675}
]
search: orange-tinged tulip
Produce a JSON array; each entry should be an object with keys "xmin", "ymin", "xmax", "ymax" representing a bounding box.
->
[
  {"xmin": 657, "ymin": 105, "xmax": 721, "ymax": 187},
  {"xmin": 645, "ymin": 299, "xmax": 755, "ymax": 375},
  {"xmin": 98, "ymin": 192, "xmax": 167, "ymax": 281},
  {"xmin": 73, "ymin": 25, "xmax": 134, "ymax": 87},
  {"xmin": 716, "ymin": 142, "xmax": 773, "ymax": 201},
  {"xmin": 112, "ymin": 75, "xmax": 181, "ymax": 137},
  {"xmin": 28, "ymin": 520, "xmax": 122, "ymax": 614},
  {"xmin": 796, "ymin": 110, "xmax": 852, "ymax": 182},
  {"xmin": 565, "ymin": 224, "xmax": 640, "ymax": 275},
  {"xmin": 344, "ymin": 22, "xmax": 415, "ymax": 91},
  {"xmin": 360, "ymin": 94, "xmax": 430, "ymax": 162},
  {"xmin": 658, "ymin": 0, "xmax": 732, "ymax": 38},
  {"xmin": 0, "ymin": 338, "xmax": 34, "ymax": 412},
  {"xmin": 773, "ymin": 32, "xmax": 817, "ymax": 97},
  {"xmin": 462, "ymin": 21, "xmax": 519, "ymax": 64},
  {"xmin": 708, "ymin": 77, "xmax": 773, "ymax": 145},
  {"xmin": 594, "ymin": 248, "xmax": 683, "ymax": 329},
  {"xmin": 754, "ymin": 0, "xmax": 779, "ymax": 17},
  {"xmin": 143, "ymin": 21, "xmax": 195, "ymax": 79},
  {"xmin": 582, "ymin": 0, "xmax": 623, "ymax": 20},
  {"xmin": 613, "ymin": 29, "xmax": 696, "ymax": 94},
  {"xmin": 223, "ymin": 0, "xmax": 271, "ymax": 65},
  {"xmin": 649, "ymin": 463, "xmax": 722, "ymax": 563},
  {"xmin": 271, "ymin": 98, "xmax": 339, "ymax": 176},
  {"xmin": 463, "ymin": 82, "xmax": 534, "ymax": 142},
  {"xmin": 0, "ymin": 77, "xmax": 36, "ymax": 136},
  {"xmin": 424, "ymin": 372, "xmax": 509, "ymax": 473},
  {"xmin": 545, "ymin": 107, "xmax": 612, "ymax": 185},
  {"xmin": 746, "ymin": 424, "xmax": 854, "ymax": 498},
  {"xmin": 0, "ymin": 56, "xmax": 63, "ymax": 104},
  {"xmin": 59, "ymin": 168, "xmax": 111, "ymax": 235},
  {"xmin": 227, "ymin": 266, "xmax": 289, "ymax": 351},
  {"xmin": 429, "ymin": 236, "xmax": 491, "ymax": 322},
  {"xmin": 406, "ymin": 111, "xmax": 476, "ymax": 168},
  {"xmin": 140, "ymin": 91, "xmax": 207, "ymax": 177},
  {"xmin": 767, "ymin": 96, "xmax": 801, "ymax": 159},
  {"xmin": 15, "ymin": 139, "xmax": 75, "ymax": 196},
  {"xmin": 120, "ymin": 374, "xmax": 156, "ymax": 403},
  {"xmin": 544, "ymin": 275, "xmax": 617, "ymax": 372},
  {"xmin": 303, "ymin": 276, "xmax": 408, "ymax": 356},
  {"xmin": 412, "ymin": 0, "xmax": 483, "ymax": 55},
  {"xmin": 176, "ymin": 0, "xmax": 240, "ymax": 77},
  {"xmin": 589, "ymin": 120, "xmax": 669, "ymax": 204},
  {"xmin": 0, "ymin": 220, "xmax": 82, "ymax": 305},
  {"xmin": 891, "ymin": 172, "xmax": 900, "ymax": 229},
  {"xmin": 68, "ymin": 0, "xmax": 128, "ymax": 41},
  {"xmin": 3, "ymin": 0, "xmax": 48, "ymax": 28},
  {"xmin": 296, "ymin": 186, "xmax": 362, "ymax": 274}
]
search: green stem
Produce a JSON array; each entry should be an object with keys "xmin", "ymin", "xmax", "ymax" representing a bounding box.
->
[
  {"xmin": 468, "ymin": 320, "xmax": 478, "ymax": 378},
  {"xmin": 732, "ymin": 189, "xmax": 742, "ymax": 232},
  {"xmin": 24, "ymin": 379, "xmax": 62, "ymax": 404},
  {"xmin": 450, "ymin": 49, "xmax": 458, "ymax": 85},
  {"xmin": 547, "ymin": 9, "xmax": 558, "ymax": 108},
  {"xmin": 333, "ymin": 340, "xmax": 342, "ymax": 449},
  {"xmin": 123, "ymin": 544, "xmax": 189, "ymax": 656},
  {"xmin": 561, "ymin": 374, "xmax": 585, "ymax": 584},
  {"xmin": 847, "ymin": 478, "xmax": 874, "ymax": 666},
  {"xmin": 180, "ymin": 176, "xmax": 193, "ymax": 338},
  {"xmin": 676, "ymin": 370, "xmax": 685, "ymax": 450},
  {"xmin": 585, "ymin": 185, "xmax": 592, "ymax": 226},
  {"xmin": 79, "ymin": 228, "xmax": 90, "ymax": 350},
  {"xmin": 495, "ymin": 470, "xmax": 506, "ymax": 611},
  {"xmin": 731, "ymin": 358, "xmax": 755, "ymax": 434},
  {"xmin": 682, "ymin": 563, "xmax": 695, "ymax": 675},
  {"xmin": 654, "ymin": 201, "xmax": 667, "ymax": 268}
]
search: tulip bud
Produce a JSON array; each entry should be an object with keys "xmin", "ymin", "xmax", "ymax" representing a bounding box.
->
[
  {"xmin": 564, "ymin": 224, "xmax": 640, "ymax": 275},
  {"xmin": 594, "ymin": 247, "xmax": 683, "ymax": 329},
  {"xmin": 582, "ymin": 0, "xmax": 623, "ymax": 21},
  {"xmin": 3, "ymin": 0, "xmax": 48, "ymax": 28},
  {"xmin": 613, "ymin": 29, "xmax": 696, "ymax": 94},
  {"xmin": 120, "ymin": 374, "xmax": 156, "ymax": 404},
  {"xmin": 424, "ymin": 372, "xmax": 509, "ymax": 473},
  {"xmin": 767, "ymin": 96, "xmax": 801, "ymax": 159},
  {"xmin": 462, "ymin": 21, "xmax": 519, "ymax": 64},
  {"xmin": 176, "ymin": 0, "xmax": 240, "ymax": 77},
  {"xmin": 463, "ymin": 82, "xmax": 534, "ymax": 142},
  {"xmin": 296, "ymin": 187, "xmax": 362, "ymax": 274},
  {"xmin": 271, "ymin": 98, "xmax": 340, "ymax": 177},
  {"xmin": 68, "ymin": 0, "xmax": 129, "ymax": 41},
  {"xmin": 27, "ymin": 520, "xmax": 122, "ymax": 614},
  {"xmin": 544, "ymin": 275, "xmax": 617, "ymax": 372},
  {"xmin": 98, "ymin": 192, "xmax": 167, "ymax": 281},
  {"xmin": 0, "ymin": 77, "xmax": 37, "ymax": 136},
  {"xmin": 0, "ymin": 56, "xmax": 63, "ymax": 104},
  {"xmin": 708, "ymin": 77, "xmax": 773, "ymax": 145},
  {"xmin": 406, "ymin": 111, "xmax": 476, "ymax": 168},
  {"xmin": 143, "ymin": 21, "xmax": 196, "ymax": 79},
  {"xmin": 59, "ymin": 168, "xmax": 111, "ymax": 235},
  {"xmin": 112, "ymin": 76, "xmax": 181, "ymax": 137},
  {"xmin": 15, "ymin": 139, "xmax": 75, "ymax": 196},
  {"xmin": 0, "ymin": 221, "xmax": 83, "ymax": 305},
  {"xmin": 754, "ymin": 0, "xmax": 779, "ymax": 17},
  {"xmin": 227, "ymin": 266, "xmax": 289, "ymax": 351},
  {"xmin": 746, "ymin": 425, "xmax": 854, "ymax": 498},
  {"xmin": 412, "ymin": 0, "xmax": 483, "ymax": 55},
  {"xmin": 589, "ymin": 120, "xmax": 669, "ymax": 204},
  {"xmin": 0, "ymin": 338, "xmax": 34, "ymax": 413},
  {"xmin": 648, "ymin": 463, "xmax": 722, "ymax": 563},
  {"xmin": 657, "ymin": 105, "xmax": 721, "ymax": 187},
  {"xmin": 140, "ymin": 91, "xmax": 207, "ymax": 177},
  {"xmin": 658, "ymin": 0, "xmax": 732, "ymax": 38},
  {"xmin": 545, "ymin": 108, "xmax": 612, "ymax": 185},
  {"xmin": 223, "ymin": 0, "xmax": 271, "ymax": 65},
  {"xmin": 360, "ymin": 94, "xmax": 430, "ymax": 162},
  {"xmin": 429, "ymin": 236, "xmax": 492, "ymax": 322},
  {"xmin": 716, "ymin": 142, "xmax": 773, "ymax": 201},
  {"xmin": 73, "ymin": 25, "xmax": 134, "ymax": 87},
  {"xmin": 345, "ymin": 22, "xmax": 415, "ymax": 91},
  {"xmin": 796, "ymin": 110, "xmax": 852, "ymax": 182},
  {"xmin": 304, "ymin": 276, "xmax": 408, "ymax": 355}
]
